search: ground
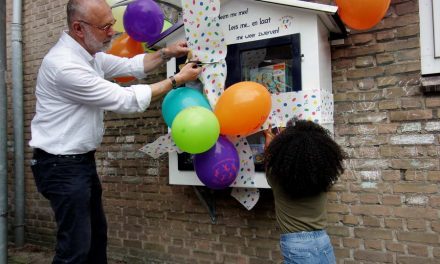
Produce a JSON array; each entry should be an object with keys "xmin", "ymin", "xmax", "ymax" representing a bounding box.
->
[
  {"xmin": 8, "ymin": 244, "xmax": 126, "ymax": 264},
  {"xmin": 8, "ymin": 244, "xmax": 54, "ymax": 264}
]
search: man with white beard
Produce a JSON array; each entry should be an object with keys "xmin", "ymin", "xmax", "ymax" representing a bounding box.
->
[{"xmin": 29, "ymin": 0, "xmax": 201, "ymax": 263}]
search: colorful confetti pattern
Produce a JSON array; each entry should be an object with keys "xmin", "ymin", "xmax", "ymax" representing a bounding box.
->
[
  {"xmin": 139, "ymin": 133, "xmax": 181, "ymax": 159},
  {"xmin": 261, "ymin": 90, "xmax": 334, "ymax": 130},
  {"xmin": 182, "ymin": 0, "xmax": 227, "ymax": 107},
  {"xmin": 231, "ymin": 188, "xmax": 260, "ymax": 211},
  {"xmin": 227, "ymin": 136, "xmax": 256, "ymax": 188}
]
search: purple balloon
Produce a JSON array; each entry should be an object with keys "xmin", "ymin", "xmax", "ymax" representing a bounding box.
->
[
  {"xmin": 123, "ymin": 0, "xmax": 164, "ymax": 43},
  {"xmin": 193, "ymin": 136, "xmax": 240, "ymax": 190}
]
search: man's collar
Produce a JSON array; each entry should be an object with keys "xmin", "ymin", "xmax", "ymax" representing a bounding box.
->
[{"xmin": 61, "ymin": 31, "xmax": 95, "ymax": 63}]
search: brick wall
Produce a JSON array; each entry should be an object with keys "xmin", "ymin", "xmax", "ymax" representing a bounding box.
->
[
  {"xmin": 329, "ymin": 0, "xmax": 440, "ymax": 263},
  {"xmin": 5, "ymin": 0, "xmax": 440, "ymax": 263}
]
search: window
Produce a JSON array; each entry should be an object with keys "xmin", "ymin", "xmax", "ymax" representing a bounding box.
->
[
  {"xmin": 226, "ymin": 34, "xmax": 302, "ymax": 90},
  {"xmin": 419, "ymin": 0, "xmax": 440, "ymax": 75}
]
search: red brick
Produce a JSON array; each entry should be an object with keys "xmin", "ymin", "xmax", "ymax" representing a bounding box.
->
[
  {"xmin": 364, "ymin": 239, "xmax": 384, "ymax": 250},
  {"xmin": 354, "ymin": 228, "xmax": 392, "ymax": 240},
  {"xmin": 353, "ymin": 250, "xmax": 393, "ymax": 263},
  {"xmin": 390, "ymin": 110, "xmax": 433, "ymax": 121},
  {"xmin": 397, "ymin": 232, "xmax": 439, "ymax": 244},
  {"xmin": 394, "ymin": 183, "xmax": 438, "ymax": 194}
]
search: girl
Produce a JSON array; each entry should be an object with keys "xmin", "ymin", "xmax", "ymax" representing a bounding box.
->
[{"xmin": 264, "ymin": 120, "xmax": 346, "ymax": 264}]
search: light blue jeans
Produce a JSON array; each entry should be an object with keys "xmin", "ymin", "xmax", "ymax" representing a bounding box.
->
[{"xmin": 280, "ymin": 230, "xmax": 336, "ymax": 264}]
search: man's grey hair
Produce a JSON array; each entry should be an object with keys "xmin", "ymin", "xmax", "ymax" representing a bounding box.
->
[
  {"xmin": 67, "ymin": 0, "xmax": 102, "ymax": 27},
  {"xmin": 67, "ymin": 0, "xmax": 83, "ymax": 27}
]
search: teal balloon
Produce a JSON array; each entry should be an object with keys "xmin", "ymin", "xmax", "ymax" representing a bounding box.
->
[
  {"xmin": 171, "ymin": 106, "xmax": 220, "ymax": 154},
  {"xmin": 162, "ymin": 87, "xmax": 211, "ymax": 127}
]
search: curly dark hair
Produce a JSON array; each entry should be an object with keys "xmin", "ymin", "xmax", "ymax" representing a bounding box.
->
[{"xmin": 264, "ymin": 120, "xmax": 346, "ymax": 199}]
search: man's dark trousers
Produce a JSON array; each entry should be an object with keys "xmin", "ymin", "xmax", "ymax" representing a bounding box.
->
[{"xmin": 31, "ymin": 148, "xmax": 107, "ymax": 264}]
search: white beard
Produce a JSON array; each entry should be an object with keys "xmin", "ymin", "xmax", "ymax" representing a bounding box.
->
[{"xmin": 83, "ymin": 27, "xmax": 110, "ymax": 53}]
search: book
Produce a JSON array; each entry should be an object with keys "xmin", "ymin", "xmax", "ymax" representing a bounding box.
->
[{"xmin": 249, "ymin": 62, "xmax": 292, "ymax": 93}]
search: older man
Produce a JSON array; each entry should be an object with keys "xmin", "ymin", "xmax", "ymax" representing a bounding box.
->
[{"xmin": 29, "ymin": 0, "xmax": 201, "ymax": 263}]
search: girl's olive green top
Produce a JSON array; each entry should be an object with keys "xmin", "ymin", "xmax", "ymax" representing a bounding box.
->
[{"xmin": 268, "ymin": 176, "xmax": 328, "ymax": 234}]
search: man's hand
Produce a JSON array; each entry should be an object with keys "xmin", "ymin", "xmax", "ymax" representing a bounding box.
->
[
  {"xmin": 143, "ymin": 40, "xmax": 191, "ymax": 73},
  {"xmin": 149, "ymin": 62, "xmax": 201, "ymax": 102},
  {"xmin": 174, "ymin": 62, "xmax": 202, "ymax": 84},
  {"xmin": 163, "ymin": 40, "xmax": 190, "ymax": 59}
]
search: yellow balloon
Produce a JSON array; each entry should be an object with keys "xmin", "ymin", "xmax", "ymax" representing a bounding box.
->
[
  {"xmin": 106, "ymin": 0, "xmax": 126, "ymax": 33},
  {"xmin": 162, "ymin": 20, "xmax": 172, "ymax": 33}
]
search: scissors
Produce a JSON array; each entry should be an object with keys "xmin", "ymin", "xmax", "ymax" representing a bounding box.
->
[{"xmin": 186, "ymin": 60, "xmax": 221, "ymax": 67}]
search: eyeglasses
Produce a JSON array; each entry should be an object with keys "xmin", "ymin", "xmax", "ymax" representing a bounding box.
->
[{"xmin": 78, "ymin": 19, "xmax": 116, "ymax": 32}]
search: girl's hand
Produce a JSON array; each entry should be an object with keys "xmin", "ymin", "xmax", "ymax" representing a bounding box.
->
[
  {"xmin": 264, "ymin": 125, "xmax": 285, "ymax": 149},
  {"xmin": 264, "ymin": 125, "xmax": 276, "ymax": 150}
]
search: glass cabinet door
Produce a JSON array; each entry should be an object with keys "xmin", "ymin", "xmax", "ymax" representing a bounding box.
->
[{"xmin": 240, "ymin": 44, "xmax": 294, "ymax": 93}]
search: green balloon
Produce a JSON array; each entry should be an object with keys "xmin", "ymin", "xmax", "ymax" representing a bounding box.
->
[{"xmin": 171, "ymin": 107, "xmax": 220, "ymax": 154}]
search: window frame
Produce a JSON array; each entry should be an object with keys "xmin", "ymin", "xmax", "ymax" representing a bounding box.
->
[
  {"xmin": 419, "ymin": 0, "xmax": 440, "ymax": 75},
  {"xmin": 433, "ymin": 0, "xmax": 439, "ymax": 58}
]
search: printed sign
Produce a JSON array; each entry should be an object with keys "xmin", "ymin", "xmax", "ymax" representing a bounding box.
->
[{"xmin": 218, "ymin": 1, "xmax": 295, "ymax": 44}]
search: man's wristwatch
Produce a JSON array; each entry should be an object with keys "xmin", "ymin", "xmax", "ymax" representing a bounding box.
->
[{"xmin": 169, "ymin": 75, "xmax": 178, "ymax": 89}]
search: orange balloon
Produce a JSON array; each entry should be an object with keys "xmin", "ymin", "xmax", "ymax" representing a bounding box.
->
[
  {"xmin": 114, "ymin": 76, "xmax": 135, "ymax": 83},
  {"xmin": 336, "ymin": 0, "xmax": 390, "ymax": 30},
  {"xmin": 106, "ymin": 33, "xmax": 144, "ymax": 83},
  {"xmin": 214, "ymin": 81, "xmax": 271, "ymax": 136}
]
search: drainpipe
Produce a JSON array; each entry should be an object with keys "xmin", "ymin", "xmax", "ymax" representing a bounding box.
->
[
  {"xmin": 0, "ymin": 0, "xmax": 9, "ymax": 262},
  {"xmin": 11, "ymin": 0, "xmax": 25, "ymax": 247}
]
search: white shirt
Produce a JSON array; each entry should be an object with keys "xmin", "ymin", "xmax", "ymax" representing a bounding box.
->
[{"xmin": 29, "ymin": 32, "xmax": 152, "ymax": 154}]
